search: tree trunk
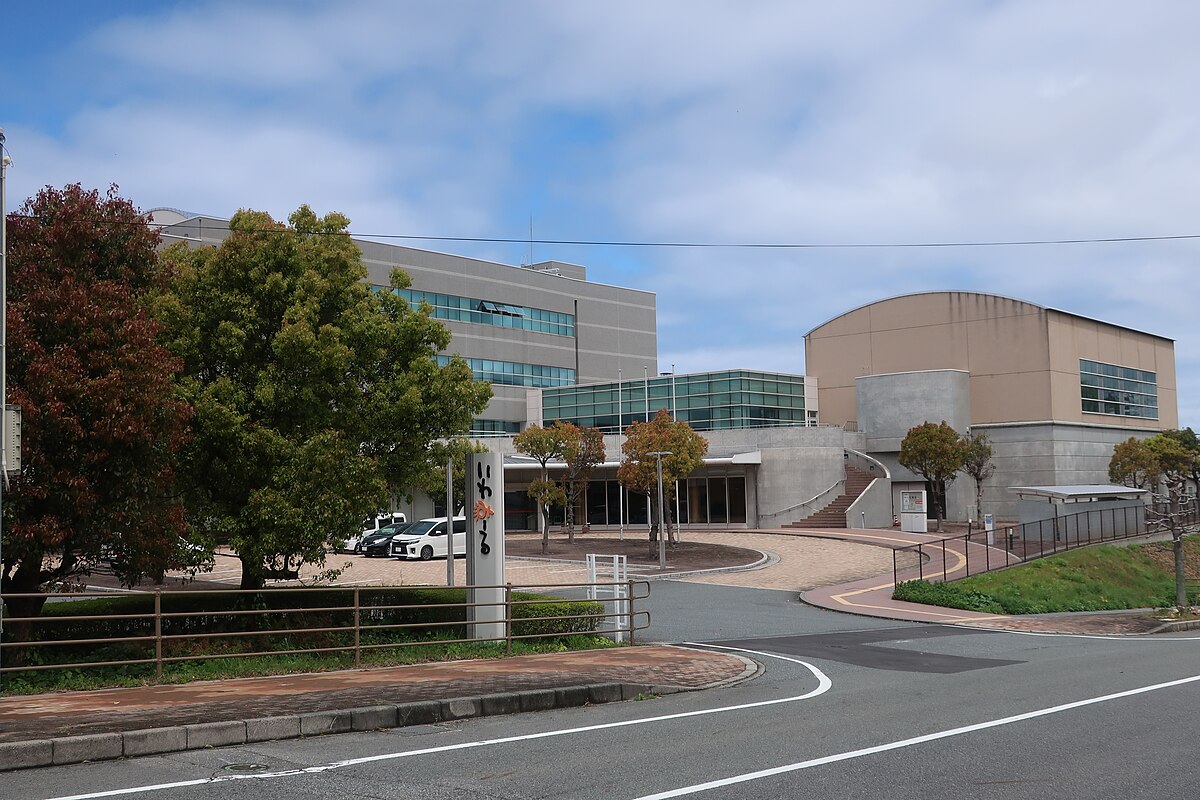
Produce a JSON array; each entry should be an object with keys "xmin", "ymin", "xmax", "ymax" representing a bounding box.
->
[
  {"xmin": 0, "ymin": 592, "xmax": 50, "ymax": 662},
  {"xmin": 239, "ymin": 554, "xmax": 266, "ymax": 591},
  {"xmin": 1174, "ymin": 535, "xmax": 1188, "ymax": 609},
  {"xmin": 1, "ymin": 559, "xmax": 54, "ymax": 664},
  {"xmin": 566, "ymin": 483, "xmax": 576, "ymax": 544},
  {"xmin": 540, "ymin": 466, "xmax": 549, "ymax": 556},
  {"xmin": 646, "ymin": 493, "xmax": 658, "ymax": 558},
  {"xmin": 935, "ymin": 480, "xmax": 945, "ymax": 533},
  {"xmin": 665, "ymin": 496, "xmax": 676, "ymax": 548}
]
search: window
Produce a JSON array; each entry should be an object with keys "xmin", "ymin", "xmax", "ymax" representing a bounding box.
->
[
  {"xmin": 385, "ymin": 287, "xmax": 575, "ymax": 337},
  {"xmin": 1079, "ymin": 360, "xmax": 1157, "ymax": 420},
  {"xmin": 541, "ymin": 370, "xmax": 810, "ymax": 433},
  {"xmin": 435, "ymin": 356, "xmax": 575, "ymax": 388}
]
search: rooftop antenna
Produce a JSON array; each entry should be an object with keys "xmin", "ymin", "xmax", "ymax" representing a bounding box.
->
[{"xmin": 529, "ymin": 216, "xmax": 534, "ymax": 266}]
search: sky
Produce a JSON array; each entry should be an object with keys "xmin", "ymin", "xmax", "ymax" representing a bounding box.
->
[{"xmin": 4, "ymin": 1, "xmax": 1200, "ymax": 426}]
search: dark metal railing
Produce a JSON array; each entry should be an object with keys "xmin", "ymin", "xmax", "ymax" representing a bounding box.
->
[{"xmin": 891, "ymin": 503, "xmax": 1192, "ymax": 586}]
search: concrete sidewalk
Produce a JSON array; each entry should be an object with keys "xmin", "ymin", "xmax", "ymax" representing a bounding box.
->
[{"xmin": 0, "ymin": 645, "xmax": 755, "ymax": 772}]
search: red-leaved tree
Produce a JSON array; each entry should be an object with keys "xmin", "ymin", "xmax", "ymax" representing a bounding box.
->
[{"xmin": 2, "ymin": 185, "xmax": 191, "ymax": 627}]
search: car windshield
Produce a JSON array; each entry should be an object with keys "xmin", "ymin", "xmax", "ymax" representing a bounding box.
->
[
  {"xmin": 405, "ymin": 520, "xmax": 440, "ymax": 536},
  {"xmin": 373, "ymin": 523, "xmax": 405, "ymax": 537}
]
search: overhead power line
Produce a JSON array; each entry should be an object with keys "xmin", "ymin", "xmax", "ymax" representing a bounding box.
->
[
  {"xmin": 343, "ymin": 232, "xmax": 1200, "ymax": 249},
  {"xmin": 15, "ymin": 212, "xmax": 1200, "ymax": 249}
]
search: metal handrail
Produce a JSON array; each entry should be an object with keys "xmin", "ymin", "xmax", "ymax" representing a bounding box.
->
[
  {"xmin": 890, "ymin": 503, "xmax": 1178, "ymax": 586},
  {"xmin": 760, "ymin": 479, "xmax": 846, "ymax": 522},
  {"xmin": 0, "ymin": 580, "xmax": 653, "ymax": 685}
]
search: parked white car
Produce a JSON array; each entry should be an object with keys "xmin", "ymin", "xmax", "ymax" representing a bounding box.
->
[
  {"xmin": 393, "ymin": 516, "xmax": 467, "ymax": 561},
  {"xmin": 340, "ymin": 511, "xmax": 406, "ymax": 554}
]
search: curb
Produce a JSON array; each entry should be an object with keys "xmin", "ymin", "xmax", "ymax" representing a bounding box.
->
[
  {"xmin": 0, "ymin": 657, "xmax": 763, "ymax": 773},
  {"xmin": 639, "ymin": 551, "xmax": 772, "ymax": 581},
  {"xmin": 0, "ymin": 682, "xmax": 639, "ymax": 772},
  {"xmin": 1149, "ymin": 618, "xmax": 1200, "ymax": 634},
  {"xmin": 504, "ymin": 550, "xmax": 772, "ymax": 581}
]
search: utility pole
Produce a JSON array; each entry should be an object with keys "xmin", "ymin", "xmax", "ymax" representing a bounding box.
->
[{"xmin": 0, "ymin": 129, "xmax": 10, "ymax": 686}]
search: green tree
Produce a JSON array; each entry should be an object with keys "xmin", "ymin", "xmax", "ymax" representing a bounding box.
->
[
  {"xmin": 159, "ymin": 206, "xmax": 490, "ymax": 589},
  {"xmin": 419, "ymin": 437, "xmax": 488, "ymax": 514},
  {"xmin": 1107, "ymin": 432, "xmax": 1199, "ymax": 608},
  {"xmin": 2, "ymin": 185, "xmax": 192, "ymax": 628},
  {"xmin": 513, "ymin": 423, "xmax": 570, "ymax": 553},
  {"xmin": 898, "ymin": 421, "xmax": 967, "ymax": 532},
  {"xmin": 1108, "ymin": 437, "xmax": 1158, "ymax": 489},
  {"xmin": 959, "ymin": 432, "xmax": 996, "ymax": 522},
  {"xmin": 558, "ymin": 423, "xmax": 606, "ymax": 543},
  {"xmin": 1145, "ymin": 433, "xmax": 1198, "ymax": 609},
  {"xmin": 1159, "ymin": 428, "xmax": 1200, "ymax": 491},
  {"xmin": 617, "ymin": 411, "xmax": 708, "ymax": 557}
]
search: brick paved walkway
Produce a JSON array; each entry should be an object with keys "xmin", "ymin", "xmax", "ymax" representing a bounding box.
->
[
  {"xmin": 132, "ymin": 528, "xmax": 899, "ymax": 594},
  {"xmin": 0, "ymin": 646, "xmax": 748, "ymax": 744}
]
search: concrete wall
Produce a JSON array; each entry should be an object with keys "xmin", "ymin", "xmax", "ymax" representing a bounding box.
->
[
  {"xmin": 969, "ymin": 422, "xmax": 1156, "ymax": 521},
  {"xmin": 856, "ymin": 370, "xmax": 971, "ymax": 453},
  {"xmin": 855, "ymin": 370, "xmax": 971, "ymax": 523},
  {"xmin": 485, "ymin": 425, "xmax": 865, "ymax": 529},
  {"xmin": 845, "ymin": 450, "xmax": 892, "ymax": 529}
]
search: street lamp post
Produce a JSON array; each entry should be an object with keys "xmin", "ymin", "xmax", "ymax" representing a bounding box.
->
[
  {"xmin": 648, "ymin": 451, "xmax": 671, "ymax": 569},
  {"xmin": 617, "ymin": 369, "xmax": 624, "ymax": 541}
]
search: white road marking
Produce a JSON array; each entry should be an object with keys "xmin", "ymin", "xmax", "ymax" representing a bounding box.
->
[
  {"xmin": 630, "ymin": 671, "xmax": 1200, "ymax": 799},
  {"xmin": 38, "ymin": 647, "xmax": 830, "ymax": 800}
]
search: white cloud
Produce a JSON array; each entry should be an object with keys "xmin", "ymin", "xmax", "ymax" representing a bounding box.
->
[{"xmin": 10, "ymin": 0, "xmax": 1200, "ymax": 426}]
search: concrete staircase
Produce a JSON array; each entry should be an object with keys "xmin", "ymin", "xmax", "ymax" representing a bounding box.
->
[{"xmin": 784, "ymin": 466, "xmax": 873, "ymax": 529}]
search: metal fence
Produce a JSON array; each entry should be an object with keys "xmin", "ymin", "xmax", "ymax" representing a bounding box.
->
[
  {"xmin": 891, "ymin": 503, "xmax": 1194, "ymax": 586},
  {"xmin": 0, "ymin": 580, "xmax": 651, "ymax": 688}
]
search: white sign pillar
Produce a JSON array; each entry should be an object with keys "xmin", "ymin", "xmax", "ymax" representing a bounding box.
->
[{"xmin": 466, "ymin": 451, "xmax": 506, "ymax": 641}]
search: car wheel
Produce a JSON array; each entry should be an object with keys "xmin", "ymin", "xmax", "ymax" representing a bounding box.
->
[{"xmin": 419, "ymin": 545, "xmax": 434, "ymax": 561}]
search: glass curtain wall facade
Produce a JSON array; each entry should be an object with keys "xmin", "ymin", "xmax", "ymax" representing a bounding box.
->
[
  {"xmin": 512, "ymin": 470, "xmax": 750, "ymax": 531},
  {"xmin": 542, "ymin": 370, "xmax": 809, "ymax": 432}
]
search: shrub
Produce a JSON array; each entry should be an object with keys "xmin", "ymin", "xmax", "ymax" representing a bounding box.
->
[{"xmin": 892, "ymin": 580, "xmax": 1005, "ymax": 614}]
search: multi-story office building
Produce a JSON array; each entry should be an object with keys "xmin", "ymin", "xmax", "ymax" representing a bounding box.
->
[{"xmin": 151, "ymin": 209, "xmax": 658, "ymax": 435}]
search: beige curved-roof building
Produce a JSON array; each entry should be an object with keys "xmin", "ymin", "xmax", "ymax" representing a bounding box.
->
[{"xmin": 804, "ymin": 291, "xmax": 1177, "ymax": 519}]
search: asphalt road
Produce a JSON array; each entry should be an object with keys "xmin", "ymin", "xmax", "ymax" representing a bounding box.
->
[{"xmin": 6, "ymin": 584, "xmax": 1200, "ymax": 800}]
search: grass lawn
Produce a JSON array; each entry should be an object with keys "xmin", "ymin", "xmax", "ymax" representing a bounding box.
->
[{"xmin": 893, "ymin": 536, "xmax": 1200, "ymax": 615}]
